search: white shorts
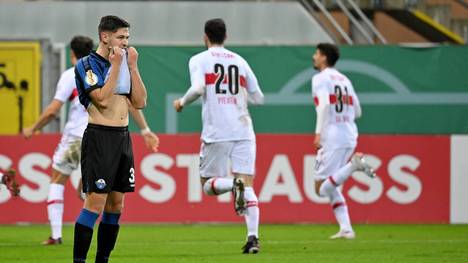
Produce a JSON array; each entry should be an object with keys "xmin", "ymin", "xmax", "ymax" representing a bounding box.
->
[
  {"xmin": 315, "ymin": 147, "xmax": 354, "ymax": 181},
  {"xmin": 199, "ymin": 140, "xmax": 256, "ymax": 178},
  {"xmin": 52, "ymin": 135, "xmax": 82, "ymax": 175}
]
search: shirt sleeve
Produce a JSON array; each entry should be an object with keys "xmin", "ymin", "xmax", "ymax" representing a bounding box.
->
[
  {"xmin": 312, "ymin": 75, "xmax": 330, "ymax": 134},
  {"xmin": 349, "ymin": 83, "xmax": 362, "ymax": 119},
  {"xmin": 189, "ymin": 56, "xmax": 205, "ymax": 91},
  {"xmin": 53, "ymin": 69, "xmax": 74, "ymax": 103},
  {"xmin": 243, "ymin": 58, "xmax": 261, "ymax": 94},
  {"xmin": 75, "ymin": 58, "xmax": 105, "ymax": 94}
]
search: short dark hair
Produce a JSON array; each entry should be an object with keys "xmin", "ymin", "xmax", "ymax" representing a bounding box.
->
[
  {"xmin": 205, "ymin": 18, "xmax": 226, "ymax": 44},
  {"xmin": 70, "ymin": 36, "xmax": 94, "ymax": 59},
  {"xmin": 316, "ymin": 43, "xmax": 340, "ymax": 66},
  {"xmin": 98, "ymin": 15, "xmax": 130, "ymax": 38}
]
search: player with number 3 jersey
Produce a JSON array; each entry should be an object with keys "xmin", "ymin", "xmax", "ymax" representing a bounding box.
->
[{"xmin": 311, "ymin": 43, "xmax": 377, "ymax": 240}]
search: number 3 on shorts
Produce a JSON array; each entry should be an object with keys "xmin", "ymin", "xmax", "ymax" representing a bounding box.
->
[{"xmin": 129, "ymin": 168, "xmax": 135, "ymax": 184}]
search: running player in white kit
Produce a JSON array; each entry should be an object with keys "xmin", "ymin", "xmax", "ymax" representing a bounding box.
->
[
  {"xmin": 173, "ymin": 18, "xmax": 264, "ymax": 254},
  {"xmin": 311, "ymin": 43, "xmax": 377, "ymax": 239},
  {"xmin": 22, "ymin": 36, "xmax": 159, "ymax": 246}
]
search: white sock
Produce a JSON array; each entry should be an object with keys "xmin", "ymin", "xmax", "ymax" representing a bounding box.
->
[
  {"xmin": 331, "ymin": 162, "xmax": 355, "ymax": 186},
  {"xmin": 243, "ymin": 187, "xmax": 259, "ymax": 238},
  {"xmin": 47, "ymin": 183, "xmax": 65, "ymax": 239},
  {"xmin": 203, "ymin": 177, "xmax": 233, "ymax": 196},
  {"xmin": 330, "ymin": 188, "xmax": 352, "ymax": 232}
]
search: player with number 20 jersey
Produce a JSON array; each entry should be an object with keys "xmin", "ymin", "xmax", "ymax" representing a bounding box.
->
[{"xmin": 173, "ymin": 18, "xmax": 263, "ymax": 254}]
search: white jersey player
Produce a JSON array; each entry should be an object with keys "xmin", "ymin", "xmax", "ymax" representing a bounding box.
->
[
  {"xmin": 174, "ymin": 18, "xmax": 263, "ymax": 254},
  {"xmin": 311, "ymin": 43, "xmax": 377, "ymax": 240},
  {"xmin": 22, "ymin": 36, "xmax": 94, "ymax": 245},
  {"xmin": 22, "ymin": 36, "xmax": 159, "ymax": 246}
]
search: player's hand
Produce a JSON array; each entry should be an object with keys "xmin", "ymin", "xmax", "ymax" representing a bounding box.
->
[
  {"xmin": 76, "ymin": 179, "xmax": 85, "ymax": 201},
  {"xmin": 77, "ymin": 191, "xmax": 85, "ymax": 201},
  {"xmin": 127, "ymin": 47, "xmax": 139, "ymax": 70},
  {"xmin": 109, "ymin": 46, "xmax": 123, "ymax": 66},
  {"xmin": 143, "ymin": 132, "xmax": 160, "ymax": 152},
  {"xmin": 173, "ymin": 99, "xmax": 184, "ymax": 112},
  {"xmin": 313, "ymin": 134, "xmax": 321, "ymax": 151},
  {"xmin": 22, "ymin": 127, "xmax": 35, "ymax": 139}
]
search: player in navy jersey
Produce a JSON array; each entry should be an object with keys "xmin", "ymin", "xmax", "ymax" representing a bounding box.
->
[{"xmin": 73, "ymin": 15, "xmax": 148, "ymax": 263}]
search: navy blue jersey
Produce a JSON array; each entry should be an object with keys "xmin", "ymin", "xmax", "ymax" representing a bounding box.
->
[{"xmin": 75, "ymin": 51, "xmax": 131, "ymax": 109}]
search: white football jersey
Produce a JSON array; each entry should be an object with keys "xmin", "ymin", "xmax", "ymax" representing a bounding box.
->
[
  {"xmin": 189, "ymin": 46, "xmax": 262, "ymax": 143},
  {"xmin": 54, "ymin": 67, "xmax": 88, "ymax": 138},
  {"xmin": 312, "ymin": 67, "xmax": 361, "ymax": 150}
]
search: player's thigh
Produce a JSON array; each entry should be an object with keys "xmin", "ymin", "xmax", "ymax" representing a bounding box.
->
[
  {"xmin": 52, "ymin": 135, "xmax": 81, "ymax": 177},
  {"xmin": 230, "ymin": 140, "xmax": 256, "ymax": 177},
  {"xmin": 199, "ymin": 141, "xmax": 232, "ymax": 178},
  {"xmin": 113, "ymin": 135, "xmax": 136, "ymax": 193},
  {"xmin": 315, "ymin": 148, "xmax": 349, "ymax": 180}
]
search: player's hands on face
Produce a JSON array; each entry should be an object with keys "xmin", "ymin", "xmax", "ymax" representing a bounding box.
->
[
  {"xmin": 143, "ymin": 132, "xmax": 160, "ymax": 152},
  {"xmin": 127, "ymin": 47, "xmax": 138, "ymax": 70},
  {"xmin": 173, "ymin": 99, "xmax": 184, "ymax": 112},
  {"xmin": 109, "ymin": 46, "xmax": 123, "ymax": 66},
  {"xmin": 314, "ymin": 134, "xmax": 321, "ymax": 151},
  {"xmin": 22, "ymin": 127, "xmax": 34, "ymax": 139}
]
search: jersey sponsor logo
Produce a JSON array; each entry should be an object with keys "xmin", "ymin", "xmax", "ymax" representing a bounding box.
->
[
  {"xmin": 95, "ymin": 179, "xmax": 106, "ymax": 189},
  {"xmin": 85, "ymin": 70, "xmax": 98, "ymax": 86}
]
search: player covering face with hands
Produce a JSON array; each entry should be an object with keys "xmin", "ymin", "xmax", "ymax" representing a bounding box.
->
[{"xmin": 73, "ymin": 15, "xmax": 156, "ymax": 263}]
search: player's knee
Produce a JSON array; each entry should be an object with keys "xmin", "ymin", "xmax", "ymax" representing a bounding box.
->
[{"xmin": 105, "ymin": 203, "xmax": 123, "ymax": 213}]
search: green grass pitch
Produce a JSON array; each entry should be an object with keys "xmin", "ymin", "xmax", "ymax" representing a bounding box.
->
[{"xmin": 0, "ymin": 224, "xmax": 467, "ymax": 262}]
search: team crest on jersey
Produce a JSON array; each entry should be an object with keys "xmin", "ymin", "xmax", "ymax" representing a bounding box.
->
[
  {"xmin": 95, "ymin": 179, "xmax": 106, "ymax": 189},
  {"xmin": 85, "ymin": 69, "xmax": 98, "ymax": 86}
]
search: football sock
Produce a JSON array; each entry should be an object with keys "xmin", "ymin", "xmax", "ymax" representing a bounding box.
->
[
  {"xmin": 243, "ymin": 187, "xmax": 259, "ymax": 238},
  {"xmin": 203, "ymin": 177, "xmax": 233, "ymax": 195},
  {"xmin": 47, "ymin": 183, "xmax": 65, "ymax": 239},
  {"xmin": 319, "ymin": 163, "xmax": 355, "ymax": 197},
  {"xmin": 73, "ymin": 209, "xmax": 99, "ymax": 263},
  {"xmin": 330, "ymin": 188, "xmax": 352, "ymax": 232},
  {"xmin": 95, "ymin": 212, "xmax": 121, "ymax": 263}
]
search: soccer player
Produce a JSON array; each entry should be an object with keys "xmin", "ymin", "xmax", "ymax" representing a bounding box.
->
[
  {"xmin": 311, "ymin": 43, "xmax": 377, "ymax": 239},
  {"xmin": 73, "ymin": 16, "xmax": 148, "ymax": 263},
  {"xmin": 173, "ymin": 18, "xmax": 264, "ymax": 254},
  {"xmin": 0, "ymin": 169, "xmax": 20, "ymax": 196},
  {"xmin": 22, "ymin": 36, "xmax": 159, "ymax": 246},
  {"xmin": 22, "ymin": 35, "xmax": 93, "ymax": 245}
]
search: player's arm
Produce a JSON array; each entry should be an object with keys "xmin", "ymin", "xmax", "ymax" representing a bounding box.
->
[
  {"xmin": 174, "ymin": 56, "xmax": 205, "ymax": 112},
  {"xmin": 127, "ymin": 47, "xmax": 147, "ymax": 109},
  {"xmin": 352, "ymin": 85, "xmax": 362, "ymax": 119},
  {"xmin": 23, "ymin": 69, "xmax": 74, "ymax": 139},
  {"xmin": 244, "ymin": 60, "xmax": 264, "ymax": 105},
  {"xmin": 128, "ymin": 100, "xmax": 159, "ymax": 152},
  {"xmin": 22, "ymin": 99, "xmax": 63, "ymax": 139},
  {"xmin": 88, "ymin": 46, "xmax": 122, "ymax": 109},
  {"xmin": 312, "ymin": 77, "xmax": 330, "ymax": 150}
]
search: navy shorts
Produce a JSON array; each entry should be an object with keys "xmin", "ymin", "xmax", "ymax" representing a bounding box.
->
[{"xmin": 81, "ymin": 123, "xmax": 135, "ymax": 193}]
